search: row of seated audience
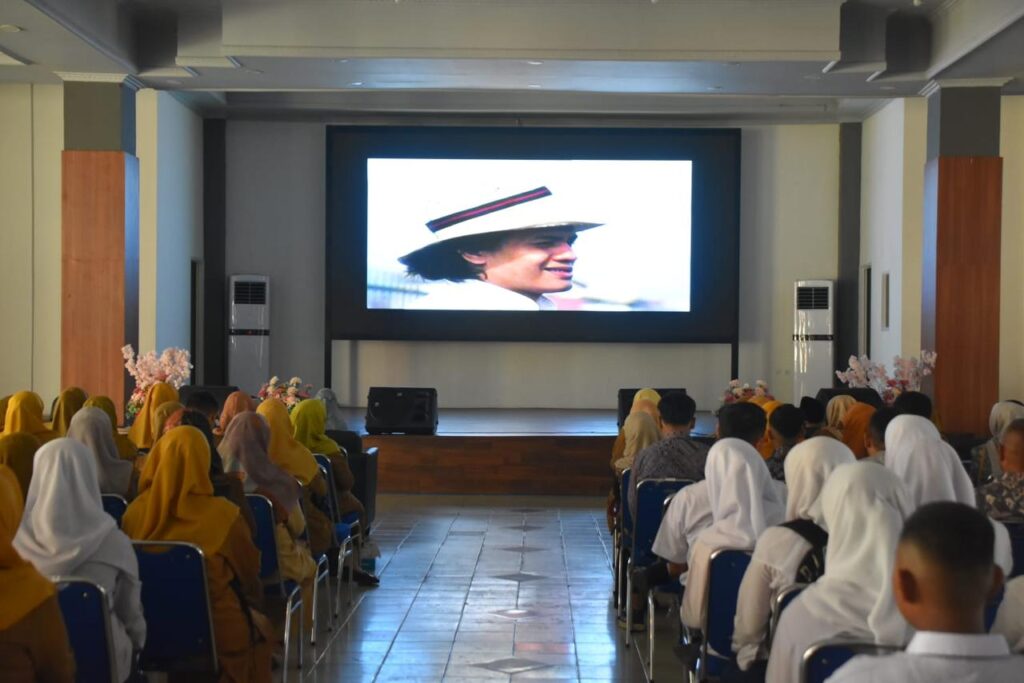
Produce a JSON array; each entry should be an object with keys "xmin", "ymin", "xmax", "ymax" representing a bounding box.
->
[
  {"xmin": 0, "ymin": 382, "xmax": 373, "ymax": 682},
  {"xmin": 614, "ymin": 388, "xmax": 1024, "ymax": 682}
]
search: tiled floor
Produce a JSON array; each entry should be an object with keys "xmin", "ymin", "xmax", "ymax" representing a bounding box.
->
[{"xmin": 299, "ymin": 495, "xmax": 662, "ymax": 682}]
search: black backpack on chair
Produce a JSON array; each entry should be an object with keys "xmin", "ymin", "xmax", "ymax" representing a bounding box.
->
[{"xmin": 779, "ymin": 518, "xmax": 828, "ymax": 584}]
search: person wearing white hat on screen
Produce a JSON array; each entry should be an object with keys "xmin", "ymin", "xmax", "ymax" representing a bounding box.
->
[{"xmin": 400, "ymin": 186, "xmax": 602, "ymax": 310}]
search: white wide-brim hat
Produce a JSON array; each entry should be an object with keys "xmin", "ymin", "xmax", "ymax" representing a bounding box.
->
[{"xmin": 399, "ymin": 186, "xmax": 603, "ymax": 264}]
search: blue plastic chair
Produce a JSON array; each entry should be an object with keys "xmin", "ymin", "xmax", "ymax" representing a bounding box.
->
[
  {"xmin": 101, "ymin": 494, "xmax": 128, "ymax": 527},
  {"xmin": 246, "ymin": 494, "xmax": 304, "ymax": 680},
  {"xmin": 1004, "ymin": 520, "xmax": 1024, "ymax": 579},
  {"xmin": 132, "ymin": 541, "xmax": 217, "ymax": 674},
  {"xmin": 54, "ymin": 578, "xmax": 118, "ymax": 683},
  {"xmin": 697, "ymin": 548, "xmax": 752, "ymax": 680},
  {"xmin": 614, "ymin": 468, "xmax": 632, "ymax": 615},
  {"xmin": 769, "ymin": 583, "xmax": 806, "ymax": 645},
  {"xmin": 625, "ymin": 477, "xmax": 693, "ymax": 661},
  {"xmin": 312, "ymin": 455, "xmax": 358, "ymax": 614},
  {"xmin": 801, "ymin": 640, "xmax": 900, "ymax": 683}
]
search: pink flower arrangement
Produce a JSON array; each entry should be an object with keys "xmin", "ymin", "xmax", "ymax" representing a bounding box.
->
[
  {"xmin": 258, "ymin": 376, "xmax": 313, "ymax": 410},
  {"xmin": 835, "ymin": 350, "xmax": 937, "ymax": 405},
  {"xmin": 122, "ymin": 345, "xmax": 193, "ymax": 420},
  {"xmin": 721, "ymin": 379, "xmax": 773, "ymax": 405}
]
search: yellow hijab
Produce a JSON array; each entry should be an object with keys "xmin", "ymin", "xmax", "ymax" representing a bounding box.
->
[
  {"xmin": 0, "ymin": 464, "xmax": 55, "ymax": 629},
  {"xmin": 0, "ymin": 433, "xmax": 42, "ymax": 499},
  {"xmin": 128, "ymin": 383, "xmax": 180, "ymax": 449},
  {"xmin": 84, "ymin": 396, "xmax": 139, "ymax": 461},
  {"xmin": 631, "ymin": 388, "xmax": 662, "ymax": 420},
  {"xmin": 826, "ymin": 394, "xmax": 857, "ymax": 430},
  {"xmin": 49, "ymin": 387, "xmax": 87, "ymax": 436},
  {"xmin": 291, "ymin": 398, "xmax": 341, "ymax": 457},
  {"xmin": 0, "ymin": 395, "xmax": 9, "ymax": 431},
  {"xmin": 759, "ymin": 400, "xmax": 783, "ymax": 459},
  {"xmin": 153, "ymin": 401, "xmax": 185, "ymax": 441},
  {"xmin": 257, "ymin": 398, "xmax": 320, "ymax": 485},
  {"xmin": 122, "ymin": 426, "xmax": 239, "ymax": 556},
  {"xmin": 2, "ymin": 391, "xmax": 58, "ymax": 443}
]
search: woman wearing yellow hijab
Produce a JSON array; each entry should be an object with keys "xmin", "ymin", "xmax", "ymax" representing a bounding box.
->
[
  {"xmin": 127, "ymin": 382, "xmax": 179, "ymax": 450},
  {"xmin": 0, "ymin": 395, "xmax": 10, "ymax": 431},
  {"xmin": 123, "ymin": 427, "xmax": 272, "ymax": 683},
  {"xmin": 84, "ymin": 395, "xmax": 139, "ymax": 461},
  {"xmin": 611, "ymin": 388, "xmax": 661, "ymax": 464},
  {"xmin": 2, "ymin": 391, "xmax": 58, "ymax": 444},
  {"xmin": 48, "ymin": 386, "xmax": 87, "ymax": 436},
  {"xmin": 0, "ymin": 433, "xmax": 42, "ymax": 499},
  {"xmin": 256, "ymin": 398, "xmax": 332, "ymax": 555},
  {"xmin": 757, "ymin": 400, "xmax": 783, "ymax": 459},
  {"xmin": 824, "ymin": 394, "xmax": 856, "ymax": 440},
  {"xmin": 291, "ymin": 398, "xmax": 368, "ymax": 531},
  {"xmin": 0, "ymin": 465, "xmax": 76, "ymax": 681}
]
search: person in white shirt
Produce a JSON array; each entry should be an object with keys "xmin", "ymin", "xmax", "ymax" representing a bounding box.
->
[
  {"xmin": 828, "ymin": 501, "xmax": 1024, "ymax": 682},
  {"xmin": 993, "ymin": 575, "xmax": 1024, "ymax": 652},
  {"xmin": 765, "ymin": 462, "xmax": 913, "ymax": 683},
  {"xmin": 885, "ymin": 414, "xmax": 1015, "ymax": 578},
  {"xmin": 726, "ymin": 437, "xmax": 856, "ymax": 680},
  {"xmin": 400, "ymin": 185, "xmax": 602, "ymax": 311},
  {"xmin": 13, "ymin": 438, "xmax": 146, "ymax": 683}
]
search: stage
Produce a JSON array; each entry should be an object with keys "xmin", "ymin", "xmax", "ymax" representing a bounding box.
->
[{"xmin": 341, "ymin": 408, "xmax": 717, "ymax": 496}]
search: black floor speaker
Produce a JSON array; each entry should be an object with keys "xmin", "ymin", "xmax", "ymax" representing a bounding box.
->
[{"xmin": 365, "ymin": 387, "xmax": 439, "ymax": 435}]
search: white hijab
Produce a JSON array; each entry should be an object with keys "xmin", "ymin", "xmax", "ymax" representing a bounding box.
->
[
  {"xmin": 67, "ymin": 406, "xmax": 133, "ymax": 496},
  {"xmin": 985, "ymin": 402, "xmax": 1024, "ymax": 478},
  {"xmin": 783, "ymin": 436, "xmax": 856, "ymax": 523},
  {"xmin": 315, "ymin": 388, "xmax": 349, "ymax": 432},
  {"xmin": 799, "ymin": 462, "xmax": 912, "ymax": 645},
  {"xmin": 885, "ymin": 414, "xmax": 974, "ymax": 507},
  {"xmin": 13, "ymin": 438, "xmax": 135, "ymax": 577},
  {"xmin": 696, "ymin": 437, "xmax": 785, "ymax": 550}
]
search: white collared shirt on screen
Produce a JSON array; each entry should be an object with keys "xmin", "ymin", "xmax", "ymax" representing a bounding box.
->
[
  {"xmin": 408, "ymin": 279, "xmax": 553, "ymax": 311},
  {"xmin": 826, "ymin": 631, "xmax": 1024, "ymax": 682}
]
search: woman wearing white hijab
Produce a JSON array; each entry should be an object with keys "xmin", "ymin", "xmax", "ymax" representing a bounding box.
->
[
  {"xmin": 766, "ymin": 462, "xmax": 913, "ymax": 683},
  {"xmin": 885, "ymin": 413, "xmax": 1014, "ymax": 576},
  {"xmin": 315, "ymin": 388, "xmax": 349, "ymax": 432},
  {"xmin": 731, "ymin": 437, "xmax": 855, "ymax": 674},
  {"xmin": 680, "ymin": 438, "xmax": 785, "ymax": 632},
  {"xmin": 13, "ymin": 438, "xmax": 145, "ymax": 683},
  {"xmin": 67, "ymin": 406, "xmax": 134, "ymax": 498},
  {"xmin": 978, "ymin": 401, "xmax": 1024, "ymax": 480}
]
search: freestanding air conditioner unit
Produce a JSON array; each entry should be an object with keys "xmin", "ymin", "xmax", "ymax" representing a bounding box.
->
[
  {"xmin": 228, "ymin": 275, "xmax": 270, "ymax": 395},
  {"xmin": 793, "ymin": 280, "xmax": 834, "ymax": 404}
]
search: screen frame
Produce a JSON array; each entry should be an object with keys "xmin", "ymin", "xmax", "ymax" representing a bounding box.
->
[{"xmin": 325, "ymin": 125, "xmax": 740, "ymax": 345}]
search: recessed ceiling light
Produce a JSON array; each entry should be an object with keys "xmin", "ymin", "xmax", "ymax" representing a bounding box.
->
[
  {"xmin": 526, "ymin": 60, "xmax": 543, "ymax": 66},
  {"xmin": 349, "ymin": 81, "xmax": 363, "ymax": 86},
  {"xmin": 527, "ymin": 84, "xmax": 542, "ymax": 89},
  {"xmin": 337, "ymin": 59, "xmax": 348, "ymax": 63},
  {"xmin": 0, "ymin": 24, "xmax": 23, "ymax": 32}
]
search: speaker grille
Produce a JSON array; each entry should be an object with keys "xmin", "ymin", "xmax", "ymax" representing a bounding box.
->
[
  {"xmin": 796, "ymin": 286, "xmax": 829, "ymax": 310},
  {"xmin": 233, "ymin": 281, "xmax": 267, "ymax": 305}
]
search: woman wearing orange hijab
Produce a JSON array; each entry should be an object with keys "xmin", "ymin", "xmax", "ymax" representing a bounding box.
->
[
  {"xmin": 0, "ymin": 465, "xmax": 75, "ymax": 681},
  {"xmin": 123, "ymin": 427, "xmax": 272, "ymax": 683},
  {"xmin": 2, "ymin": 391, "xmax": 58, "ymax": 444},
  {"xmin": 127, "ymin": 382, "xmax": 179, "ymax": 450},
  {"xmin": 758, "ymin": 400, "xmax": 783, "ymax": 459},
  {"xmin": 215, "ymin": 391, "xmax": 257, "ymax": 439},
  {"xmin": 840, "ymin": 402, "xmax": 877, "ymax": 459},
  {"xmin": 48, "ymin": 387, "xmax": 87, "ymax": 436}
]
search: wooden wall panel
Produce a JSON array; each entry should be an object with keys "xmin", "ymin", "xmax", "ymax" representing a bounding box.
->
[
  {"xmin": 61, "ymin": 151, "xmax": 138, "ymax": 421},
  {"xmin": 923, "ymin": 156, "xmax": 1002, "ymax": 435},
  {"xmin": 365, "ymin": 434, "xmax": 616, "ymax": 496}
]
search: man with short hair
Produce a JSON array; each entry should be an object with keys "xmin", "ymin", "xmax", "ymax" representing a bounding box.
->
[
  {"xmin": 893, "ymin": 391, "xmax": 933, "ymax": 420},
  {"xmin": 765, "ymin": 404, "xmax": 803, "ymax": 480},
  {"xmin": 185, "ymin": 391, "xmax": 220, "ymax": 429},
  {"xmin": 829, "ymin": 502, "xmax": 1022, "ymax": 682},
  {"xmin": 799, "ymin": 396, "xmax": 827, "ymax": 439},
  {"xmin": 627, "ymin": 392, "xmax": 708, "ymax": 518},
  {"xmin": 863, "ymin": 406, "xmax": 897, "ymax": 465},
  {"xmin": 976, "ymin": 419, "xmax": 1024, "ymax": 521}
]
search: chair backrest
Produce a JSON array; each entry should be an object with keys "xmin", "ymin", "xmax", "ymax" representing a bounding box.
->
[
  {"xmin": 245, "ymin": 494, "xmax": 281, "ymax": 580},
  {"xmin": 801, "ymin": 640, "xmax": 900, "ymax": 683},
  {"xmin": 619, "ymin": 469, "xmax": 632, "ymax": 540},
  {"xmin": 704, "ymin": 548, "xmax": 753, "ymax": 666},
  {"xmin": 631, "ymin": 478, "xmax": 693, "ymax": 567},
  {"xmin": 100, "ymin": 494, "xmax": 128, "ymax": 527},
  {"xmin": 313, "ymin": 455, "xmax": 342, "ymax": 523},
  {"xmin": 769, "ymin": 583, "xmax": 806, "ymax": 644},
  {"xmin": 54, "ymin": 578, "xmax": 118, "ymax": 683},
  {"xmin": 1004, "ymin": 520, "xmax": 1024, "ymax": 579},
  {"xmin": 132, "ymin": 541, "xmax": 217, "ymax": 673}
]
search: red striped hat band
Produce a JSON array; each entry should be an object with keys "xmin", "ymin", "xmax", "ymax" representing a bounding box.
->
[{"xmin": 426, "ymin": 186, "xmax": 552, "ymax": 233}]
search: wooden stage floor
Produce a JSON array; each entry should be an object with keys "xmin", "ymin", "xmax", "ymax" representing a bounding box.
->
[{"xmin": 341, "ymin": 408, "xmax": 717, "ymax": 496}]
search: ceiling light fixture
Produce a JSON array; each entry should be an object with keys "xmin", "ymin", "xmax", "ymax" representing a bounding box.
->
[
  {"xmin": 0, "ymin": 24, "xmax": 23, "ymax": 32},
  {"xmin": 349, "ymin": 81, "xmax": 363, "ymax": 86},
  {"xmin": 527, "ymin": 84, "xmax": 542, "ymax": 89},
  {"xmin": 526, "ymin": 60, "xmax": 543, "ymax": 66}
]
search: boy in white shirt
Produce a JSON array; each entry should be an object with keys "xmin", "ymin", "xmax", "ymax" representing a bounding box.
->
[{"xmin": 828, "ymin": 502, "xmax": 1023, "ymax": 682}]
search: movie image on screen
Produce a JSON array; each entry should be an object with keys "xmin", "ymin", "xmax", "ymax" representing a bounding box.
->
[{"xmin": 367, "ymin": 158, "xmax": 692, "ymax": 312}]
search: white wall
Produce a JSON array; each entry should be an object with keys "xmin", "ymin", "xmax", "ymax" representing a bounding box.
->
[
  {"xmin": 225, "ymin": 120, "xmax": 840, "ymax": 409},
  {"xmin": 859, "ymin": 98, "xmax": 926, "ymax": 366},
  {"xmin": 0, "ymin": 84, "xmax": 63, "ymax": 401},
  {"xmin": 137, "ymin": 90, "xmax": 204, "ymax": 358},
  {"xmin": 1001, "ymin": 96, "xmax": 1024, "ymax": 400}
]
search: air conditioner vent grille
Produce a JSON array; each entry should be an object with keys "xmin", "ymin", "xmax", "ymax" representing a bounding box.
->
[
  {"xmin": 796, "ymin": 286, "xmax": 829, "ymax": 310},
  {"xmin": 233, "ymin": 281, "xmax": 267, "ymax": 305}
]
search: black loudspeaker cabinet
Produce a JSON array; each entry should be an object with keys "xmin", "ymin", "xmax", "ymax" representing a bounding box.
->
[
  {"xmin": 813, "ymin": 387, "xmax": 884, "ymax": 410},
  {"xmin": 365, "ymin": 387, "xmax": 439, "ymax": 435},
  {"xmin": 617, "ymin": 388, "xmax": 687, "ymax": 427}
]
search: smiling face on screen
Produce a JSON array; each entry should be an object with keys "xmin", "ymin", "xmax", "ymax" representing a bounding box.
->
[{"xmin": 460, "ymin": 228, "xmax": 579, "ymax": 299}]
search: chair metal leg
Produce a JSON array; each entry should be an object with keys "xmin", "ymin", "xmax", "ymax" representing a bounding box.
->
[
  {"xmin": 312, "ymin": 556, "xmax": 332, "ymax": 652},
  {"xmin": 297, "ymin": 599, "xmax": 304, "ymax": 670},
  {"xmin": 624, "ymin": 557, "xmax": 633, "ymax": 647},
  {"xmin": 282, "ymin": 598, "xmax": 293, "ymax": 683},
  {"xmin": 647, "ymin": 590, "xmax": 656, "ymax": 682}
]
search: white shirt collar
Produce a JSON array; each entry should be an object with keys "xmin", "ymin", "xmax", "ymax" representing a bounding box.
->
[{"xmin": 907, "ymin": 631, "xmax": 1011, "ymax": 658}]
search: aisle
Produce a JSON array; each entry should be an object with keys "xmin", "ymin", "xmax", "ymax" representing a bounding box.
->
[{"xmin": 303, "ymin": 495, "xmax": 651, "ymax": 682}]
